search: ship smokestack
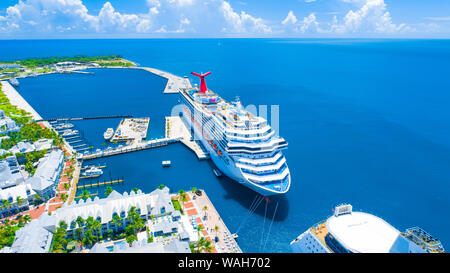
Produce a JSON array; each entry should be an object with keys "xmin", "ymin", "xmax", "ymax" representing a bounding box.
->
[{"xmin": 191, "ymin": 71, "xmax": 211, "ymax": 93}]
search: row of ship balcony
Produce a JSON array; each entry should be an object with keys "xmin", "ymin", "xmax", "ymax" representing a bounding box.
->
[
  {"xmin": 243, "ymin": 166, "xmax": 290, "ymax": 183},
  {"xmin": 237, "ymin": 155, "xmax": 286, "ymax": 171},
  {"xmin": 226, "ymin": 139, "xmax": 288, "ymax": 154},
  {"xmin": 249, "ymin": 174, "xmax": 290, "ymax": 192},
  {"xmin": 240, "ymin": 162, "xmax": 288, "ymax": 176},
  {"xmin": 237, "ymin": 152, "xmax": 284, "ymax": 167}
]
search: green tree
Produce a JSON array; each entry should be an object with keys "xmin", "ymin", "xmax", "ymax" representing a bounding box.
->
[{"xmin": 104, "ymin": 186, "xmax": 113, "ymax": 197}]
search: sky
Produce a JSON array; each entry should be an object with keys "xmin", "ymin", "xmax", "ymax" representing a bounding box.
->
[{"xmin": 0, "ymin": 0, "xmax": 449, "ymax": 39}]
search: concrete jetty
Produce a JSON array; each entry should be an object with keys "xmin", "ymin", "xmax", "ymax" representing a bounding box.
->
[
  {"xmin": 165, "ymin": 116, "xmax": 209, "ymax": 160},
  {"xmin": 0, "ymin": 81, "xmax": 42, "ymax": 120},
  {"xmin": 137, "ymin": 67, "xmax": 192, "ymax": 94},
  {"xmin": 81, "ymin": 137, "xmax": 181, "ymax": 160}
]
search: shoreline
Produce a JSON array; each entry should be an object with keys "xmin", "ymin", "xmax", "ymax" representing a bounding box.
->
[{"xmin": 0, "ymin": 80, "xmax": 42, "ymax": 120}]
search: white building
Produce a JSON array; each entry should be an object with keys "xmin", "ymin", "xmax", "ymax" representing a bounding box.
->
[
  {"xmin": 25, "ymin": 149, "xmax": 64, "ymax": 200},
  {"xmin": 0, "ymin": 156, "xmax": 24, "ymax": 189},
  {"xmin": 290, "ymin": 204, "xmax": 445, "ymax": 253},
  {"xmin": 0, "ymin": 109, "xmax": 19, "ymax": 135},
  {"xmin": 0, "ymin": 183, "xmax": 35, "ymax": 218},
  {"xmin": 10, "ymin": 186, "xmax": 189, "ymax": 253}
]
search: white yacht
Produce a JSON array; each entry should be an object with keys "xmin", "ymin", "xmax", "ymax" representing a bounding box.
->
[
  {"xmin": 103, "ymin": 128, "xmax": 114, "ymax": 140},
  {"xmin": 83, "ymin": 167, "xmax": 103, "ymax": 177}
]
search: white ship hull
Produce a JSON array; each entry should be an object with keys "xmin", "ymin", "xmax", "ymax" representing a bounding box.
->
[{"xmin": 181, "ymin": 106, "xmax": 290, "ymax": 196}]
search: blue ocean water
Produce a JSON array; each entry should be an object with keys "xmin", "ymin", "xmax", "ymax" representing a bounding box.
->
[{"xmin": 2, "ymin": 39, "xmax": 450, "ymax": 253}]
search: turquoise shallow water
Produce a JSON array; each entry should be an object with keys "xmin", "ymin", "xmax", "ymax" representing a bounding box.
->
[{"xmin": 3, "ymin": 39, "xmax": 450, "ymax": 252}]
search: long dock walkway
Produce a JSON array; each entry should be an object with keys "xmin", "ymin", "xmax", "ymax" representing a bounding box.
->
[
  {"xmin": 137, "ymin": 67, "xmax": 192, "ymax": 94},
  {"xmin": 0, "ymin": 81, "xmax": 42, "ymax": 120},
  {"xmin": 77, "ymin": 179, "xmax": 124, "ymax": 189},
  {"xmin": 166, "ymin": 116, "xmax": 209, "ymax": 160},
  {"xmin": 81, "ymin": 137, "xmax": 181, "ymax": 160},
  {"xmin": 39, "ymin": 115, "xmax": 133, "ymax": 122}
]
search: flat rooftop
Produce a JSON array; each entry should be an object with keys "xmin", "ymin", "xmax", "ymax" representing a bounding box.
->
[{"xmin": 326, "ymin": 211, "xmax": 402, "ymax": 253}]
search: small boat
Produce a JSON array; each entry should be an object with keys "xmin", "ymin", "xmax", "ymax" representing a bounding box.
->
[
  {"xmin": 83, "ymin": 167, "xmax": 103, "ymax": 177},
  {"xmin": 62, "ymin": 129, "xmax": 78, "ymax": 137},
  {"xmin": 232, "ymin": 233, "xmax": 238, "ymax": 239},
  {"xmin": 162, "ymin": 160, "xmax": 171, "ymax": 167},
  {"xmin": 55, "ymin": 123, "xmax": 74, "ymax": 130},
  {"xmin": 103, "ymin": 128, "xmax": 114, "ymax": 140},
  {"xmin": 9, "ymin": 78, "xmax": 19, "ymax": 87},
  {"xmin": 213, "ymin": 169, "xmax": 222, "ymax": 177}
]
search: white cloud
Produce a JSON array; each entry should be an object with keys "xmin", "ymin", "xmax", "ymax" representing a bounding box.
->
[
  {"xmin": 0, "ymin": 0, "xmax": 272, "ymax": 36},
  {"xmin": 0, "ymin": 0, "xmax": 437, "ymax": 37},
  {"xmin": 281, "ymin": 11, "xmax": 321, "ymax": 33},
  {"xmin": 282, "ymin": 11, "xmax": 297, "ymax": 25},
  {"xmin": 280, "ymin": 0, "xmax": 414, "ymax": 35},
  {"xmin": 333, "ymin": 0, "xmax": 408, "ymax": 33},
  {"xmin": 220, "ymin": 1, "xmax": 271, "ymax": 34}
]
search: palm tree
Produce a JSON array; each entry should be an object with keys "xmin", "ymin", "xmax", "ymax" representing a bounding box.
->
[
  {"xmin": 60, "ymin": 193, "xmax": 68, "ymax": 202},
  {"xmin": 104, "ymin": 186, "xmax": 113, "ymax": 197},
  {"xmin": 16, "ymin": 196, "xmax": 24, "ymax": 206},
  {"xmin": 59, "ymin": 220, "xmax": 68, "ymax": 230},
  {"xmin": 202, "ymin": 205, "xmax": 208, "ymax": 219},
  {"xmin": 76, "ymin": 216, "xmax": 85, "ymax": 229},
  {"xmin": 191, "ymin": 187, "xmax": 197, "ymax": 193},
  {"xmin": 177, "ymin": 190, "xmax": 188, "ymax": 209},
  {"xmin": 23, "ymin": 214, "xmax": 31, "ymax": 224},
  {"xmin": 197, "ymin": 224, "xmax": 204, "ymax": 237},
  {"xmin": 111, "ymin": 214, "xmax": 123, "ymax": 232},
  {"xmin": 131, "ymin": 188, "xmax": 138, "ymax": 194},
  {"xmin": 92, "ymin": 220, "xmax": 102, "ymax": 242},
  {"xmin": 1, "ymin": 199, "xmax": 10, "ymax": 209},
  {"xmin": 214, "ymin": 225, "xmax": 220, "ymax": 238},
  {"xmin": 81, "ymin": 190, "xmax": 90, "ymax": 201},
  {"xmin": 126, "ymin": 234, "xmax": 137, "ymax": 246},
  {"xmin": 195, "ymin": 237, "xmax": 207, "ymax": 253},
  {"xmin": 202, "ymin": 239, "xmax": 214, "ymax": 253},
  {"xmin": 157, "ymin": 184, "xmax": 165, "ymax": 190},
  {"xmin": 83, "ymin": 229, "xmax": 95, "ymax": 247}
]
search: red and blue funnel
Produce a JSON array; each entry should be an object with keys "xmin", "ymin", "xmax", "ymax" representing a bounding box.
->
[{"xmin": 191, "ymin": 71, "xmax": 211, "ymax": 93}]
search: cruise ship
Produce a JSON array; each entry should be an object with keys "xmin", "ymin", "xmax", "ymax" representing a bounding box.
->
[
  {"xmin": 179, "ymin": 72, "xmax": 290, "ymax": 196},
  {"xmin": 290, "ymin": 204, "xmax": 445, "ymax": 253}
]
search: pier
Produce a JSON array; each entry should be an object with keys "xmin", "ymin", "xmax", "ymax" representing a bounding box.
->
[
  {"xmin": 77, "ymin": 179, "xmax": 124, "ymax": 189},
  {"xmin": 81, "ymin": 137, "xmax": 181, "ymax": 160},
  {"xmin": 166, "ymin": 116, "xmax": 209, "ymax": 160},
  {"xmin": 37, "ymin": 115, "xmax": 133, "ymax": 122},
  {"xmin": 137, "ymin": 67, "xmax": 191, "ymax": 94}
]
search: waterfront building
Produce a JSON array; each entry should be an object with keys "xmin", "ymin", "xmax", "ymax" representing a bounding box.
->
[
  {"xmin": 153, "ymin": 220, "xmax": 178, "ymax": 236},
  {"xmin": 0, "ymin": 64, "xmax": 21, "ymax": 69},
  {"xmin": 25, "ymin": 149, "xmax": 63, "ymax": 200},
  {"xmin": 180, "ymin": 72, "xmax": 290, "ymax": 196},
  {"xmin": 11, "ymin": 141, "xmax": 35, "ymax": 154},
  {"xmin": 89, "ymin": 239, "xmax": 190, "ymax": 253},
  {"xmin": 0, "ymin": 183, "xmax": 35, "ymax": 218},
  {"xmin": 10, "ymin": 186, "xmax": 189, "ymax": 253},
  {"xmin": 0, "ymin": 156, "xmax": 24, "ymax": 189},
  {"xmin": 33, "ymin": 139, "xmax": 54, "ymax": 151},
  {"xmin": 290, "ymin": 204, "xmax": 445, "ymax": 253},
  {"xmin": 8, "ymin": 213, "xmax": 54, "ymax": 253},
  {"xmin": 0, "ymin": 110, "xmax": 20, "ymax": 135}
]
